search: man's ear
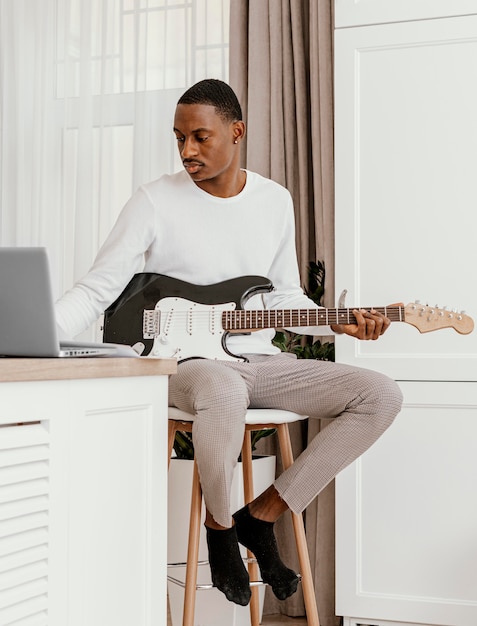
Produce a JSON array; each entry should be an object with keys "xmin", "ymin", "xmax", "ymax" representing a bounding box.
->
[{"xmin": 232, "ymin": 120, "xmax": 246, "ymax": 144}]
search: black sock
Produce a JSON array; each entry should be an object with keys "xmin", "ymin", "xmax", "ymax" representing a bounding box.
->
[
  {"xmin": 205, "ymin": 525, "xmax": 251, "ymax": 606},
  {"xmin": 233, "ymin": 505, "xmax": 300, "ymax": 601}
]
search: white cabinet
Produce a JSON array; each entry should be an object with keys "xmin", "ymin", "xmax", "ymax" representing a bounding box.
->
[
  {"xmin": 0, "ymin": 358, "xmax": 176, "ymax": 626},
  {"xmin": 335, "ymin": 0, "xmax": 477, "ymax": 28},
  {"xmin": 334, "ymin": 6, "xmax": 477, "ymax": 626}
]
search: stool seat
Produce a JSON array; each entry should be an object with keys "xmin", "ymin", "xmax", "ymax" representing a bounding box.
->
[{"xmin": 168, "ymin": 406, "xmax": 309, "ymax": 425}]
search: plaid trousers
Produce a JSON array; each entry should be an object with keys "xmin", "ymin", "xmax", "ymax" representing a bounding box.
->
[{"xmin": 168, "ymin": 352, "xmax": 403, "ymax": 527}]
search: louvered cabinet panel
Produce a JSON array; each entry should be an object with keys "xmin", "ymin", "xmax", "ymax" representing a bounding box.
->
[{"xmin": 0, "ymin": 422, "xmax": 49, "ymax": 626}]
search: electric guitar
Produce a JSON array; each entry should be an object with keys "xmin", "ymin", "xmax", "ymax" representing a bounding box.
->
[{"xmin": 103, "ymin": 273, "xmax": 474, "ymax": 362}]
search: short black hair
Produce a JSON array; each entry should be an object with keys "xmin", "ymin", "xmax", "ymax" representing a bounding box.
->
[{"xmin": 177, "ymin": 79, "xmax": 243, "ymax": 123}]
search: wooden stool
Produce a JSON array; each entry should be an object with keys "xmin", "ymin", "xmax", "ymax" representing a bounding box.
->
[{"xmin": 167, "ymin": 407, "xmax": 320, "ymax": 626}]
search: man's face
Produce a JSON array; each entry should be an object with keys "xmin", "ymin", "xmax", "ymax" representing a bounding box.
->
[{"xmin": 173, "ymin": 103, "xmax": 240, "ymax": 189}]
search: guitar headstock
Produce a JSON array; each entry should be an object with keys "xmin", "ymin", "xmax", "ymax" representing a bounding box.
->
[{"xmin": 404, "ymin": 302, "xmax": 474, "ymax": 335}]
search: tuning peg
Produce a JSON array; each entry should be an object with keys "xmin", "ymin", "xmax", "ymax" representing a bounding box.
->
[
  {"xmin": 461, "ymin": 310, "xmax": 466, "ymax": 314},
  {"xmin": 337, "ymin": 289, "xmax": 348, "ymax": 308},
  {"xmin": 414, "ymin": 299, "xmax": 421, "ymax": 304}
]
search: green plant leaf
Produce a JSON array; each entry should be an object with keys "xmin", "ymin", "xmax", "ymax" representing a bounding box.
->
[
  {"xmin": 251, "ymin": 428, "xmax": 276, "ymax": 451},
  {"xmin": 173, "ymin": 430, "xmax": 195, "ymax": 460}
]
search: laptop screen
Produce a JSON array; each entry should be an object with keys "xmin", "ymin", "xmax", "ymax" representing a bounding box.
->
[
  {"xmin": 0, "ymin": 247, "xmax": 63, "ymax": 357},
  {"xmin": 0, "ymin": 247, "xmax": 124, "ymax": 357}
]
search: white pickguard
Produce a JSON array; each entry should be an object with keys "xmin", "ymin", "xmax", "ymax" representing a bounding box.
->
[{"xmin": 148, "ymin": 297, "xmax": 242, "ymax": 361}]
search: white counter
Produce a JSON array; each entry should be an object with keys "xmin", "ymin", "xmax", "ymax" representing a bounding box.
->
[{"xmin": 0, "ymin": 357, "xmax": 177, "ymax": 626}]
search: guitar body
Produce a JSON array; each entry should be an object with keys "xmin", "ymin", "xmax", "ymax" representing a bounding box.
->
[{"xmin": 103, "ymin": 273, "xmax": 274, "ymax": 359}]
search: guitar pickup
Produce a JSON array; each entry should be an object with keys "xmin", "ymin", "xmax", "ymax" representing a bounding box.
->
[{"xmin": 143, "ymin": 309, "xmax": 161, "ymax": 338}]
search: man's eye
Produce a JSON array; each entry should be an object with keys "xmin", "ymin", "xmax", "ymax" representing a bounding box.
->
[
  {"xmin": 197, "ymin": 136, "xmax": 208, "ymax": 142},
  {"xmin": 176, "ymin": 136, "xmax": 185, "ymax": 143}
]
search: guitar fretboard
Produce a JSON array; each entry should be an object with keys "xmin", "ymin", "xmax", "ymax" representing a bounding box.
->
[{"xmin": 222, "ymin": 306, "xmax": 404, "ymax": 330}]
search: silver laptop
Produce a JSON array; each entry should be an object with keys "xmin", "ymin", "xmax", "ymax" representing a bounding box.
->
[{"xmin": 0, "ymin": 247, "xmax": 123, "ymax": 357}]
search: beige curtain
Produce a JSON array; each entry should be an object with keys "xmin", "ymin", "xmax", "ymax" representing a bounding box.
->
[{"xmin": 229, "ymin": 1, "xmax": 338, "ymax": 625}]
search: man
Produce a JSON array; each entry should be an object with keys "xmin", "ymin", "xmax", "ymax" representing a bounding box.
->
[{"xmin": 56, "ymin": 79, "xmax": 402, "ymax": 606}]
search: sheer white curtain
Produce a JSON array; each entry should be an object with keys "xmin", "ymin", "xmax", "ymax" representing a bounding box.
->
[{"xmin": 0, "ymin": 0, "xmax": 229, "ymax": 339}]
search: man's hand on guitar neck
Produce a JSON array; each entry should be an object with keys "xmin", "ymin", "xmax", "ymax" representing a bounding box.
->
[{"xmin": 331, "ymin": 306, "xmax": 399, "ymax": 341}]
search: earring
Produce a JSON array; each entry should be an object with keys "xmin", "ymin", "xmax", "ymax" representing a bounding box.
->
[{"xmin": 234, "ymin": 139, "xmax": 238, "ymax": 144}]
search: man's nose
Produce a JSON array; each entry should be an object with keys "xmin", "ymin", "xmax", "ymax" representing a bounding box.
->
[{"xmin": 181, "ymin": 137, "xmax": 198, "ymax": 158}]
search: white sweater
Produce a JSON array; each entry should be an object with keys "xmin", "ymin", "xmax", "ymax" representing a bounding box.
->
[{"xmin": 55, "ymin": 169, "xmax": 333, "ymax": 355}]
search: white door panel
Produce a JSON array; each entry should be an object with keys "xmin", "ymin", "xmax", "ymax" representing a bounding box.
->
[
  {"xmin": 336, "ymin": 381, "xmax": 477, "ymax": 625},
  {"xmin": 335, "ymin": 16, "xmax": 477, "ymax": 381}
]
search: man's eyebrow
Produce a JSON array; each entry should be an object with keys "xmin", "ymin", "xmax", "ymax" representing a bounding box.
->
[{"xmin": 173, "ymin": 127, "xmax": 211, "ymax": 134}]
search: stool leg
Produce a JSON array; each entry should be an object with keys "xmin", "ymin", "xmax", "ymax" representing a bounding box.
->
[
  {"xmin": 277, "ymin": 424, "xmax": 320, "ymax": 626},
  {"xmin": 168, "ymin": 421, "xmax": 177, "ymax": 468},
  {"xmin": 183, "ymin": 460, "xmax": 202, "ymax": 626},
  {"xmin": 241, "ymin": 431, "xmax": 261, "ymax": 626}
]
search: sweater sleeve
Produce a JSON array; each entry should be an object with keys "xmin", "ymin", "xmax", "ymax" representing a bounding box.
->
[
  {"xmin": 55, "ymin": 187, "xmax": 156, "ymax": 338},
  {"xmin": 262, "ymin": 193, "xmax": 335, "ymax": 337}
]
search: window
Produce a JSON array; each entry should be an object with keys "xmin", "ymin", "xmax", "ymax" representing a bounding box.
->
[
  {"xmin": 56, "ymin": 0, "xmax": 230, "ymax": 96},
  {"xmin": 55, "ymin": 0, "xmax": 230, "ymax": 310},
  {"xmin": 0, "ymin": 0, "xmax": 230, "ymax": 339}
]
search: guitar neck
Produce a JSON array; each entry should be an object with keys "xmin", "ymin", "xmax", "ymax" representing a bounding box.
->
[{"xmin": 222, "ymin": 306, "xmax": 403, "ymax": 331}]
